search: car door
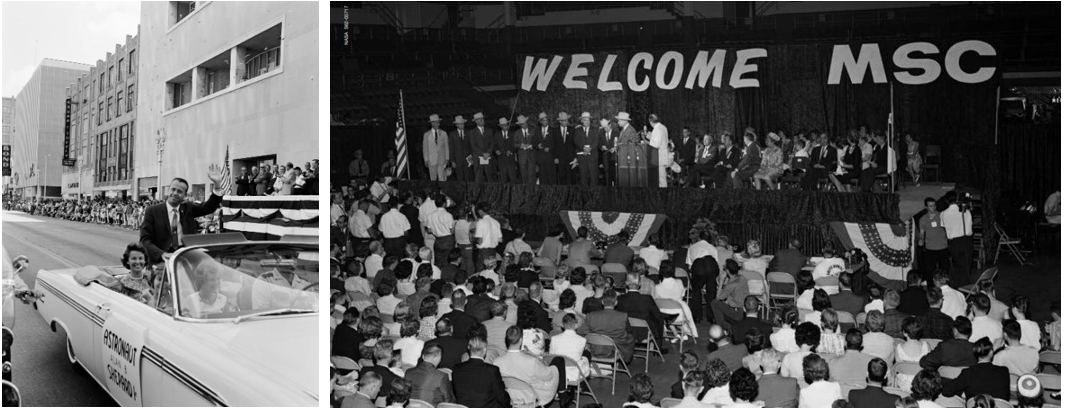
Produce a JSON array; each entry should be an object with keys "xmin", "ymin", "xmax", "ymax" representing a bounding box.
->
[{"xmin": 34, "ymin": 271, "xmax": 106, "ymax": 385}]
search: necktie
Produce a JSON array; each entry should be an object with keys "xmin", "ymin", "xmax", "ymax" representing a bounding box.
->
[
  {"xmin": 434, "ymin": 129, "xmax": 439, "ymax": 144},
  {"xmin": 170, "ymin": 208, "xmax": 180, "ymax": 249},
  {"xmin": 562, "ymin": 128, "xmax": 567, "ymax": 142},
  {"xmin": 459, "ymin": 130, "xmax": 464, "ymax": 140}
]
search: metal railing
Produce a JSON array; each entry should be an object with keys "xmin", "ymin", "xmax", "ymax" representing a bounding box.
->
[{"xmin": 243, "ymin": 47, "xmax": 281, "ymax": 82}]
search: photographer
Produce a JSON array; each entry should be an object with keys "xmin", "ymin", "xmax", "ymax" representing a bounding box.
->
[{"xmin": 940, "ymin": 191, "xmax": 973, "ymax": 288}]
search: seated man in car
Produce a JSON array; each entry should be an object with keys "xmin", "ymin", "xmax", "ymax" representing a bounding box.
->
[
  {"xmin": 251, "ymin": 260, "xmax": 315, "ymax": 310},
  {"xmin": 185, "ymin": 263, "xmax": 235, "ymax": 318}
]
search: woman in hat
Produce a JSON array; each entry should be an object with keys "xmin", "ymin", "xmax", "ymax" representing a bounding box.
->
[{"xmin": 752, "ymin": 132, "xmax": 785, "ymax": 189}]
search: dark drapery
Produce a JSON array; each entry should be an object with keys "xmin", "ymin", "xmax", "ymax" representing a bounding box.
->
[
  {"xmin": 399, "ymin": 180, "xmax": 900, "ymax": 251},
  {"xmin": 997, "ymin": 120, "xmax": 1062, "ymax": 207}
]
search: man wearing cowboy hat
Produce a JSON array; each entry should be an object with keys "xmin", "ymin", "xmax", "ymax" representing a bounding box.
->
[
  {"xmin": 615, "ymin": 111, "xmax": 646, "ymax": 187},
  {"xmin": 496, "ymin": 117, "xmax": 519, "ymax": 184},
  {"xmin": 574, "ymin": 112, "xmax": 601, "ymax": 186},
  {"xmin": 514, "ymin": 115, "xmax": 537, "ymax": 184},
  {"xmin": 422, "ymin": 114, "xmax": 450, "ymax": 181},
  {"xmin": 599, "ymin": 118, "xmax": 619, "ymax": 187},
  {"xmin": 534, "ymin": 112, "xmax": 557, "ymax": 184},
  {"xmin": 550, "ymin": 112, "xmax": 576, "ymax": 185},
  {"xmin": 469, "ymin": 112, "xmax": 496, "ymax": 183},
  {"xmin": 448, "ymin": 115, "xmax": 473, "ymax": 182}
]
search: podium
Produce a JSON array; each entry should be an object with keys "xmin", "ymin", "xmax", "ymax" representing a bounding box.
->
[{"xmin": 617, "ymin": 143, "xmax": 648, "ymax": 187}]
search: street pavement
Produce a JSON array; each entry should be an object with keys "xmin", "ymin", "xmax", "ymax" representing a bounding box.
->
[{"xmin": 3, "ymin": 210, "xmax": 131, "ymax": 407}]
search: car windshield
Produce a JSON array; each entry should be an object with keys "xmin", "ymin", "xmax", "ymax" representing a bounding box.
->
[{"xmin": 170, "ymin": 243, "xmax": 319, "ymax": 321}]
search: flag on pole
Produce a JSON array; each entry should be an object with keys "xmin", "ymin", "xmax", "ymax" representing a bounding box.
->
[
  {"xmin": 219, "ymin": 145, "xmax": 232, "ymax": 195},
  {"xmin": 395, "ymin": 90, "xmax": 409, "ymax": 179},
  {"xmin": 886, "ymin": 112, "xmax": 897, "ymax": 174}
]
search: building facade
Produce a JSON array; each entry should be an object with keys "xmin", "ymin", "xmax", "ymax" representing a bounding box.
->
[
  {"xmin": 134, "ymin": 1, "xmax": 319, "ymax": 200},
  {"xmin": 62, "ymin": 31, "xmax": 140, "ymax": 199},
  {"xmin": 10, "ymin": 59, "xmax": 91, "ymax": 198},
  {"xmin": 2, "ymin": 97, "xmax": 14, "ymax": 192}
]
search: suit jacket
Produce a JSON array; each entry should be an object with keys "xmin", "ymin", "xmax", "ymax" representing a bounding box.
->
[
  {"xmin": 139, "ymin": 194, "xmax": 223, "ymax": 263},
  {"xmin": 364, "ymin": 364, "xmax": 399, "ymax": 397},
  {"xmin": 496, "ymin": 128, "xmax": 517, "ymax": 158},
  {"xmin": 235, "ymin": 173, "xmax": 253, "ymax": 195},
  {"xmin": 465, "ymin": 293, "xmax": 495, "ymax": 322},
  {"xmin": 423, "ymin": 128, "xmax": 450, "ymax": 166},
  {"xmin": 603, "ymin": 243, "xmax": 634, "ymax": 266},
  {"xmin": 617, "ymin": 124, "xmax": 639, "ymax": 146},
  {"xmin": 941, "ymin": 362, "xmax": 1011, "ymax": 400},
  {"xmin": 452, "ymin": 358, "xmax": 510, "ymax": 408},
  {"xmin": 573, "ymin": 125, "xmax": 600, "ymax": 161},
  {"xmin": 919, "ymin": 338, "xmax": 976, "ymax": 369},
  {"xmin": 548, "ymin": 125, "xmax": 575, "ymax": 164},
  {"xmin": 495, "ymin": 349, "xmax": 559, "ymax": 405},
  {"xmin": 339, "ymin": 392, "xmax": 377, "ymax": 408},
  {"xmin": 600, "ymin": 125, "xmax": 619, "ymax": 159},
  {"xmin": 533, "ymin": 124, "xmax": 555, "ymax": 162},
  {"xmin": 253, "ymin": 170, "xmax": 270, "ymax": 194},
  {"xmin": 428, "ymin": 335, "xmax": 468, "ymax": 370},
  {"xmin": 469, "ymin": 125, "xmax": 496, "ymax": 158},
  {"xmin": 848, "ymin": 384, "xmax": 901, "ymax": 408},
  {"xmin": 829, "ymin": 290, "xmax": 865, "ymax": 318},
  {"xmin": 483, "ymin": 318, "xmax": 514, "ymax": 352},
  {"xmin": 870, "ymin": 143, "xmax": 888, "ymax": 171},
  {"xmin": 449, "ymin": 129, "xmax": 472, "ymax": 168},
  {"xmin": 676, "ymin": 136, "xmax": 698, "ymax": 165},
  {"xmin": 716, "ymin": 145, "xmax": 742, "ymax": 170},
  {"xmin": 616, "ymin": 292, "xmax": 667, "ymax": 337},
  {"xmin": 695, "ymin": 143, "xmax": 719, "ymax": 165},
  {"xmin": 810, "ymin": 144, "xmax": 838, "ymax": 172},
  {"xmin": 736, "ymin": 142, "xmax": 762, "ymax": 172},
  {"xmin": 577, "ymin": 308, "xmax": 635, "ymax": 362},
  {"xmin": 898, "ymin": 286, "xmax": 930, "ymax": 316},
  {"xmin": 768, "ymin": 248, "xmax": 807, "ymax": 277},
  {"xmin": 730, "ymin": 316, "xmax": 774, "ymax": 344},
  {"xmin": 405, "ymin": 361, "xmax": 455, "ymax": 405},
  {"xmin": 517, "ymin": 299, "xmax": 551, "ymax": 332},
  {"xmin": 441, "ymin": 309, "xmax": 479, "ymax": 341},
  {"xmin": 756, "ymin": 373, "xmax": 800, "ymax": 408},
  {"xmin": 829, "ymin": 350, "xmax": 877, "ymax": 383}
]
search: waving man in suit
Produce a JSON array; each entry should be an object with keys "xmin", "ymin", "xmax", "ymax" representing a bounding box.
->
[{"xmin": 140, "ymin": 165, "xmax": 226, "ymax": 264}]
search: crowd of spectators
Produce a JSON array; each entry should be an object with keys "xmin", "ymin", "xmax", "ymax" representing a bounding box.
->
[{"xmin": 4, "ymin": 196, "xmax": 220, "ymax": 233}]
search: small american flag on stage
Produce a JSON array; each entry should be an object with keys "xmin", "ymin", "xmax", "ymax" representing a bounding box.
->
[
  {"xmin": 395, "ymin": 90, "xmax": 409, "ymax": 179},
  {"xmin": 219, "ymin": 145, "xmax": 232, "ymax": 195}
]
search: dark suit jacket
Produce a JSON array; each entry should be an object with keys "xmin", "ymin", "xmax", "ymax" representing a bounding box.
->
[
  {"xmin": 695, "ymin": 144, "xmax": 719, "ymax": 165},
  {"xmin": 603, "ymin": 243, "xmax": 634, "ymax": 266},
  {"xmin": 810, "ymin": 144, "xmax": 838, "ymax": 172},
  {"xmin": 899, "ymin": 286, "xmax": 930, "ymax": 316},
  {"xmin": 439, "ymin": 263, "xmax": 462, "ymax": 284},
  {"xmin": 364, "ymin": 364, "xmax": 399, "ymax": 397},
  {"xmin": 941, "ymin": 362, "xmax": 1011, "ymax": 400},
  {"xmin": 600, "ymin": 126, "xmax": 618, "ymax": 159},
  {"xmin": 616, "ymin": 292, "xmax": 666, "ymax": 338},
  {"xmin": 730, "ymin": 316, "xmax": 774, "ymax": 344},
  {"xmin": 405, "ymin": 361, "xmax": 455, "ymax": 405},
  {"xmin": 573, "ymin": 125, "xmax": 600, "ymax": 162},
  {"xmin": 736, "ymin": 142, "xmax": 762, "ymax": 173},
  {"xmin": 848, "ymin": 384, "xmax": 901, "ymax": 408},
  {"xmin": 768, "ymin": 248, "xmax": 807, "ymax": 277},
  {"xmin": 716, "ymin": 145, "xmax": 742, "ymax": 170},
  {"xmin": 331, "ymin": 324, "xmax": 364, "ymax": 361},
  {"xmin": 919, "ymin": 338, "xmax": 977, "ymax": 369},
  {"xmin": 870, "ymin": 143, "xmax": 888, "ymax": 171},
  {"xmin": 452, "ymin": 358, "xmax": 510, "ymax": 408},
  {"xmin": 139, "ymin": 193, "xmax": 223, "ymax": 263},
  {"xmin": 235, "ymin": 173, "xmax": 253, "ymax": 195},
  {"xmin": 756, "ymin": 373, "xmax": 800, "ymax": 408},
  {"xmin": 428, "ymin": 335, "xmax": 469, "ymax": 370},
  {"xmin": 448, "ymin": 129, "xmax": 472, "ymax": 167},
  {"xmin": 548, "ymin": 125, "xmax": 576, "ymax": 164},
  {"xmin": 254, "ymin": 170, "xmax": 270, "ymax": 194},
  {"xmin": 469, "ymin": 125, "xmax": 496, "ymax": 157},
  {"xmin": 676, "ymin": 136, "xmax": 697, "ymax": 165},
  {"xmin": 466, "ymin": 293, "xmax": 495, "ymax": 322},
  {"xmin": 517, "ymin": 299, "xmax": 551, "ymax": 332},
  {"xmin": 339, "ymin": 392, "xmax": 377, "ymax": 408},
  {"xmin": 441, "ymin": 309, "xmax": 479, "ymax": 341},
  {"xmin": 533, "ymin": 124, "xmax": 555, "ymax": 162},
  {"xmin": 830, "ymin": 290, "xmax": 866, "ymax": 318},
  {"xmin": 578, "ymin": 308, "xmax": 635, "ymax": 362}
]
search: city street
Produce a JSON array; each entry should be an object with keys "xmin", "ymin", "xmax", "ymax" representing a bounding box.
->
[{"xmin": 3, "ymin": 210, "xmax": 130, "ymax": 407}]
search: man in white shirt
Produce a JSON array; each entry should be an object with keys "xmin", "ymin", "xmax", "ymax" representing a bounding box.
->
[
  {"xmin": 548, "ymin": 313, "xmax": 589, "ymax": 382},
  {"xmin": 379, "ymin": 200, "xmax": 411, "ymax": 258},
  {"xmin": 648, "ymin": 114, "xmax": 670, "ymax": 188},
  {"xmin": 674, "ymin": 371, "xmax": 710, "ymax": 408},
  {"xmin": 426, "ymin": 195, "xmax": 455, "ymax": 268},
  {"xmin": 330, "ymin": 193, "xmax": 346, "ymax": 225},
  {"xmin": 993, "ymin": 320, "xmax": 1039, "ymax": 376},
  {"xmin": 686, "ymin": 230, "xmax": 718, "ymax": 268},
  {"xmin": 365, "ymin": 241, "xmax": 385, "ymax": 279},
  {"xmin": 935, "ymin": 270, "xmax": 967, "ymax": 320},
  {"xmin": 418, "ymin": 193, "xmax": 439, "ymax": 253},
  {"xmin": 473, "ymin": 203, "xmax": 503, "ymax": 269},
  {"xmin": 969, "ymin": 294, "xmax": 1003, "ymax": 345},
  {"xmin": 811, "ymin": 243, "xmax": 846, "ymax": 283},
  {"xmin": 638, "ymin": 233, "xmax": 668, "ymax": 272},
  {"xmin": 940, "ymin": 191, "xmax": 973, "ymax": 287},
  {"xmin": 349, "ymin": 201, "xmax": 374, "ymax": 257}
]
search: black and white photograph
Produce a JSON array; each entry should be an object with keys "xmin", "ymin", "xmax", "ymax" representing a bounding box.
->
[
  {"xmin": 2, "ymin": 1, "xmax": 320, "ymax": 407},
  {"xmin": 330, "ymin": 1, "xmax": 1061, "ymax": 408}
]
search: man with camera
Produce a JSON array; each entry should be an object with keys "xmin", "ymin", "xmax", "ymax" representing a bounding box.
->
[{"xmin": 940, "ymin": 190, "xmax": 974, "ymax": 287}]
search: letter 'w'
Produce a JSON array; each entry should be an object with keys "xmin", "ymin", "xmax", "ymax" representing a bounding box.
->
[{"xmin": 521, "ymin": 56, "xmax": 563, "ymax": 92}]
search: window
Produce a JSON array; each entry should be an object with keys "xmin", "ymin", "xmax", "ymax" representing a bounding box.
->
[
  {"xmin": 166, "ymin": 69, "xmax": 193, "ymax": 110},
  {"xmin": 108, "ymin": 66, "xmax": 114, "ymax": 88},
  {"xmin": 107, "ymin": 97, "xmax": 113, "ymax": 121},
  {"xmin": 97, "ymin": 102, "xmax": 103, "ymax": 125},
  {"xmin": 118, "ymin": 59, "xmax": 124, "ymax": 81},
  {"xmin": 99, "ymin": 74, "xmax": 104, "ymax": 92},
  {"xmin": 116, "ymin": 91, "xmax": 123, "ymax": 117},
  {"xmin": 127, "ymin": 85, "xmax": 134, "ymax": 112},
  {"xmin": 128, "ymin": 50, "xmax": 136, "ymax": 75},
  {"xmin": 171, "ymin": 1, "xmax": 197, "ymax": 27},
  {"xmin": 237, "ymin": 23, "xmax": 283, "ymax": 83},
  {"xmin": 199, "ymin": 50, "xmax": 231, "ymax": 98}
]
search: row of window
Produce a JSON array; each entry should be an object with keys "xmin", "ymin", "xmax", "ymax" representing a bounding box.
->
[
  {"xmin": 167, "ymin": 22, "xmax": 282, "ymax": 111},
  {"xmin": 96, "ymin": 122, "xmax": 134, "ymax": 183},
  {"xmin": 95, "ymin": 50, "xmax": 137, "ymax": 94},
  {"xmin": 96, "ymin": 85, "xmax": 136, "ymax": 125}
]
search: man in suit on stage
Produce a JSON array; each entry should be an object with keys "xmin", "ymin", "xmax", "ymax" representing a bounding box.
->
[
  {"xmin": 860, "ymin": 132, "xmax": 888, "ymax": 192},
  {"xmin": 615, "ymin": 112, "xmax": 644, "ymax": 187},
  {"xmin": 550, "ymin": 112, "xmax": 576, "ymax": 185},
  {"xmin": 496, "ymin": 117, "xmax": 519, "ymax": 184},
  {"xmin": 573, "ymin": 112, "xmax": 600, "ymax": 186},
  {"xmin": 469, "ymin": 112, "xmax": 496, "ymax": 183},
  {"xmin": 254, "ymin": 161, "xmax": 271, "ymax": 196},
  {"xmin": 140, "ymin": 165, "xmax": 225, "ymax": 264},
  {"xmin": 801, "ymin": 132, "xmax": 838, "ymax": 190},
  {"xmin": 675, "ymin": 127, "xmax": 698, "ymax": 170},
  {"xmin": 422, "ymin": 114, "xmax": 450, "ymax": 181},
  {"xmin": 449, "ymin": 116, "xmax": 473, "ymax": 182},
  {"xmin": 599, "ymin": 118, "xmax": 618, "ymax": 186},
  {"xmin": 534, "ymin": 112, "xmax": 557, "ymax": 184},
  {"xmin": 732, "ymin": 130, "xmax": 762, "ymax": 188},
  {"xmin": 712, "ymin": 133, "xmax": 741, "ymax": 188},
  {"xmin": 687, "ymin": 133, "xmax": 719, "ymax": 188},
  {"xmin": 235, "ymin": 166, "xmax": 253, "ymax": 196},
  {"xmin": 514, "ymin": 115, "xmax": 537, "ymax": 184}
]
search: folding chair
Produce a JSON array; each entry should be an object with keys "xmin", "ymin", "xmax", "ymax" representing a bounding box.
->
[
  {"xmin": 600, "ymin": 263, "xmax": 628, "ymax": 287},
  {"xmin": 938, "ymin": 365, "xmax": 965, "ymax": 380},
  {"xmin": 1038, "ymin": 373, "xmax": 1061, "ymax": 392},
  {"xmin": 893, "ymin": 362, "xmax": 922, "ymax": 391},
  {"xmin": 767, "ymin": 272, "xmax": 797, "ymax": 308},
  {"xmin": 838, "ymin": 382, "xmax": 867, "ymax": 399},
  {"xmin": 659, "ymin": 397, "xmax": 682, "ymax": 408},
  {"xmin": 994, "ymin": 222, "xmax": 1031, "ymax": 264},
  {"xmin": 884, "ymin": 386, "xmax": 910, "ymax": 397},
  {"xmin": 562, "ymin": 355, "xmax": 599, "ymax": 407},
  {"xmin": 837, "ymin": 311, "xmax": 856, "ymax": 333},
  {"xmin": 437, "ymin": 402, "xmax": 468, "ymax": 408},
  {"xmin": 629, "ymin": 317, "xmax": 664, "ymax": 373},
  {"xmin": 585, "ymin": 333, "xmax": 632, "ymax": 395},
  {"xmin": 502, "ymin": 376, "xmax": 539, "ymax": 408},
  {"xmin": 406, "ymin": 399, "xmax": 434, "ymax": 408},
  {"xmin": 959, "ymin": 267, "xmax": 998, "ymax": 295},
  {"xmin": 856, "ymin": 312, "xmax": 867, "ymax": 328},
  {"xmin": 656, "ymin": 298, "xmax": 696, "ymax": 352},
  {"xmin": 934, "ymin": 395, "xmax": 965, "ymax": 408},
  {"xmin": 1040, "ymin": 351, "xmax": 1061, "ymax": 373},
  {"xmin": 922, "ymin": 338, "xmax": 942, "ymax": 351},
  {"xmin": 576, "ymin": 264, "xmax": 600, "ymax": 275}
]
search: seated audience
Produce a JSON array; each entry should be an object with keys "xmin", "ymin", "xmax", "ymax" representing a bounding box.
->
[
  {"xmin": 881, "ymin": 290, "xmax": 907, "ymax": 338},
  {"xmin": 394, "ymin": 318, "xmax": 425, "ymax": 367},
  {"xmin": 829, "ymin": 272, "xmax": 864, "ymax": 318},
  {"xmin": 670, "ymin": 350, "xmax": 707, "ymax": 399},
  {"xmin": 604, "ymin": 230, "xmax": 635, "ymax": 266},
  {"xmin": 550, "ymin": 313, "xmax": 590, "ymax": 383},
  {"xmin": 617, "ymin": 272, "xmax": 672, "ymax": 347},
  {"xmin": 700, "ymin": 358, "xmax": 735, "ymax": 406},
  {"xmin": 653, "ymin": 260, "xmax": 685, "ymax": 301},
  {"xmin": 552, "ymin": 288, "xmax": 586, "ymax": 331},
  {"xmin": 639, "ymin": 234, "xmax": 669, "ymax": 272},
  {"xmin": 816, "ymin": 308, "xmax": 846, "ymax": 355},
  {"xmin": 898, "ymin": 270, "xmax": 930, "ymax": 316},
  {"xmin": 798, "ymin": 354, "xmax": 841, "ymax": 408},
  {"xmin": 918, "ymin": 286, "xmax": 955, "ymax": 341},
  {"xmin": 861, "ymin": 310, "xmax": 896, "ymax": 363},
  {"xmin": 674, "ymin": 370, "xmax": 709, "ymax": 408},
  {"xmin": 340, "ymin": 370, "xmax": 382, "ymax": 408},
  {"xmin": 405, "ymin": 342, "xmax": 455, "ymax": 405},
  {"xmin": 970, "ymin": 293, "xmax": 1004, "ymax": 344},
  {"xmin": 934, "ymin": 270, "xmax": 966, "ymax": 320},
  {"xmin": 742, "ymin": 329, "xmax": 768, "ymax": 377},
  {"xmin": 1016, "ymin": 374, "xmax": 1046, "ymax": 408},
  {"xmin": 578, "ymin": 290, "xmax": 636, "ymax": 363},
  {"xmin": 731, "ymin": 296, "xmax": 774, "ymax": 345},
  {"xmin": 726, "ymin": 368, "xmax": 764, "ymax": 408},
  {"xmin": 767, "ymin": 237, "xmax": 806, "ymax": 278},
  {"xmin": 781, "ymin": 322, "xmax": 820, "ymax": 380},
  {"xmin": 495, "ymin": 326, "xmax": 568, "ymax": 407},
  {"xmin": 427, "ymin": 318, "xmax": 467, "ymax": 369},
  {"xmin": 482, "ymin": 301, "xmax": 514, "ymax": 354},
  {"xmin": 1006, "ymin": 295, "xmax": 1042, "ymax": 349},
  {"xmin": 795, "ymin": 272, "xmax": 817, "ymax": 311},
  {"xmin": 440, "ymin": 290, "xmax": 479, "ymax": 342},
  {"xmin": 621, "ymin": 373, "xmax": 656, "ymax": 408},
  {"xmin": 711, "ymin": 260, "xmax": 751, "ymax": 330},
  {"xmin": 942, "ymin": 337, "xmax": 1010, "ymax": 400},
  {"xmin": 363, "ymin": 339, "xmax": 401, "ymax": 398},
  {"xmin": 770, "ymin": 306, "xmax": 801, "ymax": 353},
  {"xmin": 706, "ymin": 324, "xmax": 748, "ymax": 373},
  {"xmin": 451, "ymin": 334, "xmax": 510, "ymax": 407},
  {"xmin": 863, "ymin": 284, "xmax": 884, "ymax": 313},
  {"xmin": 993, "ymin": 319, "xmax": 1039, "ymax": 376},
  {"xmin": 909, "ymin": 369, "xmax": 944, "ymax": 408},
  {"xmin": 829, "ymin": 329, "xmax": 875, "ymax": 383},
  {"xmin": 755, "ymin": 348, "xmax": 799, "ymax": 408},
  {"xmin": 847, "ymin": 358, "xmax": 901, "ymax": 408},
  {"xmin": 919, "ymin": 316, "xmax": 977, "ymax": 369}
]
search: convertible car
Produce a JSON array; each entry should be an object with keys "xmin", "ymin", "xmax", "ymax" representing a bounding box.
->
[{"xmin": 33, "ymin": 234, "xmax": 319, "ymax": 406}]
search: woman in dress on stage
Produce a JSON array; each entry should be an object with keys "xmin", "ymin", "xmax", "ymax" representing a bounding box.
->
[
  {"xmin": 904, "ymin": 133, "xmax": 922, "ymax": 186},
  {"xmin": 753, "ymin": 132, "xmax": 785, "ymax": 190}
]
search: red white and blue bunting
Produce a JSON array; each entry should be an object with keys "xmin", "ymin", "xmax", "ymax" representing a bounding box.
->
[
  {"xmin": 560, "ymin": 210, "xmax": 667, "ymax": 247},
  {"xmin": 830, "ymin": 221, "xmax": 914, "ymax": 281}
]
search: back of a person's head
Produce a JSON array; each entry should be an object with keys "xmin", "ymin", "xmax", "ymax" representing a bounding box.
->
[
  {"xmin": 602, "ymin": 289, "xmax": 618, "ymax": 307},
  {"xmin": 867, "ymin": 357, "xmax": 889, "ymax": 383},
  {"xmin": 884, "ymin": 290, "xmax": 901, "ymax": 310},
  {"xmin": 821, "ymin": 308, "xmax": 839, "ymax": 332},
  {"xmin": 759, "ymin": 348, "xmax": 783, "ymax": 373},
  {"xmin": 628, "ymin": 373, "xmax": 654, "ymax": 404},
  {"xmin": 832, "ymin": 399, "xmax": 853, "ymax": 408},
  {"xmin": 902, "ymin": 316, "xmax": 923, "ymax": 340},
  {"xmin": 797, "ymin": 272, "xmax": 815, "ymax": 291},
  {"xmin": 802, "ymin": 353, "xmax": 830, "ymax": 384},
  {"xmin": 896, "ymin": 396, "xmax": 920, "ymax": 408},
  {"xmin": 910, "ymin": 369, "xmax": 943, "ymax": 401},
  {"xmin": 907, "ymin": 270, "xmax": 922, "ymax": 285},
  {"xmin": 839, "ymin": 272, "xmax": 852, "ymax": 289},
  {"xmin": 489, "ymin": 301, "xmax": 507, "ymax": 318},
  {"xmin": 729, "ymin": 368, "xmax": 759, "ymax": 402},
  {"xmin": 400, "ymin": 318, "xmax": 420, "ymax": 338},
  {"xmin": 796, "ymin": 322, "xmax": 822, "ymax": 348},
  {"xmin": 725, "ymin": 259, "xmax": 741, "ymax": 275},
  {"xmin": 683, "ymin": 370, "xmax": 707, "ymax": 393},
  {"xmin": 373, "ymin": 339, "xmax": 395, "ymax": 363},
  {"xmin": 386, "ymin": 378, "xmax": 412, "ymax": 407},
  {"xmin": 1003, "ymin": 319, "xmax": 1022, "ymax": 342},
  {"xmin": 467, "ymin": 333, "xmax": 487, "ymax": 355},
  {"xmin": 845, "ymin": 328, "xmax": 863, "ymax": 351},
  {"xmin": 973, "ymin": 337, "xmax": 994, "ymax": 359},
  {"xmin": 973, "ymin": 293, "xmax": 992, "ymax": 315},
  {"xmin": 743, "ymin": 295, "xmax": 760, "ymax": 313},
  {"xmin": 926, "ymin": 286, "xmax": 943, "ymax": 306},
  {"xmin": 504, "ymin": 325, "xmax": 522, "ymax": 348},
  {"xmin": 933, "ymin": 269, "xmax": 951, "ymax": 286},
  {"xmin": 705, "ymin": 359, "xmax": 731, "ymax": 388},
  {"xmin": 953, "ymin": 316, "xmax": 973, "ymax": 337},
  {"xmin": 679, "ymin": 350, "xmax": 700, "ymax": 372},
  {"xmin": 744, "ymin": 330, "xmax": 766, "ymax": 354},
  {"xmin": 783, "ymin": 306, "xmax": 800, "ymax": 328},
  {"xmin": 970, "ymin": 393, "xmax": 995, "ymax": 408}
]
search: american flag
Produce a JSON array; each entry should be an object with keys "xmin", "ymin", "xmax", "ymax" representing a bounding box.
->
[
  {"xmin": 395, "ymin": 90, "xmax": 409, "ymax": 179},
  {"xmin": 219, "ymin": 145, "xmax": 232, "ymax": 195}
]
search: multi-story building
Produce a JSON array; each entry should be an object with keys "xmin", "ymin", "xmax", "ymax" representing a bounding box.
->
[
  {"xmin": 2, "ymin": 97, "xmax": 14, "ymax": 192},
  {"xmin": 63, "ymin": 31, "xmax": 140, "ymax": 199},
  {"xmin": 10, "ymin": 59, "xmax": 91, "ymax": 198},
  {"xmin": 134, "ymin": 1, "xmax": 319, "ymax": 200}
]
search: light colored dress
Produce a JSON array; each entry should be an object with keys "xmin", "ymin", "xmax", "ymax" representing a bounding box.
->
[
  {"xmin": 894, "ymin": 340, "xmax": 931, "ymax": 391},
  {"xmin": 754, "ymin": 146, "xmax": 784, "ymax": 180}
]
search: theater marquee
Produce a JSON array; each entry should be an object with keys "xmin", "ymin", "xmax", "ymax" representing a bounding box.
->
[{"xmin": 520, "ymin": 40, "xmax": 997, "ymax": 92}]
